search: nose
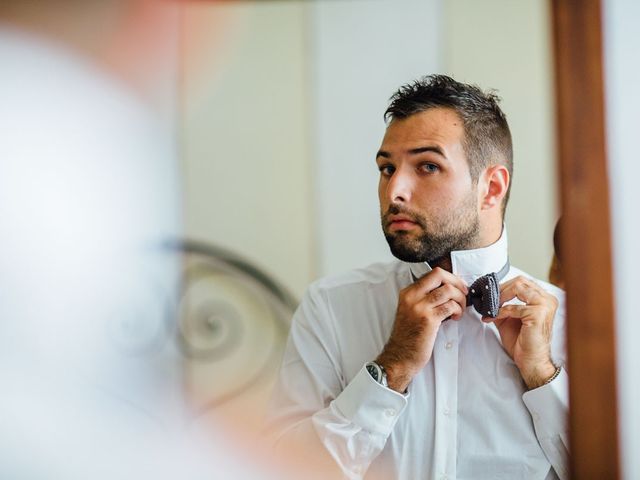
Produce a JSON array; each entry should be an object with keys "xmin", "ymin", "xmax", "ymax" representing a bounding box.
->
[{"xmin": 385, "ymin": 167, "xmax": 412, "ymax": 204}]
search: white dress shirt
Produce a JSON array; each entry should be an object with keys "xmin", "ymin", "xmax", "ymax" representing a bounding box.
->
[{"xmin": 267, "ymin": 230, "xmax": 569, "ymax": 480}]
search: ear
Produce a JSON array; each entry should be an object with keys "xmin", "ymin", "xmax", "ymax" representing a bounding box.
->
[{"xmin": 479, "ymin": 165, "xmax": 509, "ymax": 211}]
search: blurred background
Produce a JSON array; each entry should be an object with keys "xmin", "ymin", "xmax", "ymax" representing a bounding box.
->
[{"xmin": 2, "ymin": 0, "xmax": 638, "ymax": 478}]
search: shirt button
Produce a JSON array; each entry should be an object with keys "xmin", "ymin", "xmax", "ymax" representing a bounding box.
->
[
  {"xmin": 441, "ymin": 475, "xmax": 449, "ymax": 480},
  {"xmin": 385, "ymin": 408, "xmax": 397, "ymax": 417},
  {"xmin": 443, "ymin": 407, "xmax": 451, "ymax": 416},
  {"xmin": 532, "ymin": 412, "xmax": 541, "ymax": 421},
  {"xmin": 445, "ymin": 341, "xmax": 453, "ymax": 350}
]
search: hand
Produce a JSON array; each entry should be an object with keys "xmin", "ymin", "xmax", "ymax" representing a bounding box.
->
[
  {"xmin": 482, "ymin": 276, "xmax": 558, "ymax": 389},
  {"xmin": 377, "ymin": 267, "xmax": 468, "ymax": 393}
]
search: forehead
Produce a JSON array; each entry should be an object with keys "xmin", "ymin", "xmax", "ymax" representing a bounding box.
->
[{"xmin": 381, "ymin": 107, "xmax": 465, "ymax": 151}]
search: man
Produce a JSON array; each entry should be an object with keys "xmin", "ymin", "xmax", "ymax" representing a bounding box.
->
[{"xmin": 267, "ymin": 75, "xmax": 568, "ymax": 480}]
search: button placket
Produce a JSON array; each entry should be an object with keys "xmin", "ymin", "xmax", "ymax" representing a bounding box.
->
[{"xmin": 432, "ymin": 319, "xmax": 459, "ymax": 479}]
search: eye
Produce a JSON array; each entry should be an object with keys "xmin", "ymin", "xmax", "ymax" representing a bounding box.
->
[
  {"xmin": 420, "ymin": 163, "xmax": 440, "ymax": 174},
  {"xmin": 378, "ymin": 164, "xmax": 395, "ymax": 177}
]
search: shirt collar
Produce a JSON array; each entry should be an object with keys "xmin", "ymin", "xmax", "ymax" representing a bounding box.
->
[{"xmin": 407, "ymin": 226, "xmax": 509, "ymax": 283}]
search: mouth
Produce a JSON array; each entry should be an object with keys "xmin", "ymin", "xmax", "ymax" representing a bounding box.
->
[{"xmin": 387, "ymin": 215, "xmax": 420, "ymax": 231}]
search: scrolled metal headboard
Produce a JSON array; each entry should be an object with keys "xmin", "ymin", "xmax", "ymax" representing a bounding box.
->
[{"xmin": 167, "ymin": 238, "xmax": 298, "ymax": 418}]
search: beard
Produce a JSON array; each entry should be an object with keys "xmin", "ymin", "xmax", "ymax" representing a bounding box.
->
[{"xmin": 381, "ymin": 192, "xmax": 480, "ymax": 264}]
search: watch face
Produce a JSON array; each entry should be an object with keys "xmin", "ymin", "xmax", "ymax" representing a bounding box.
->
[{"xmin": 366, "ymin": 362, "xmax": 380, "ymax": 382}]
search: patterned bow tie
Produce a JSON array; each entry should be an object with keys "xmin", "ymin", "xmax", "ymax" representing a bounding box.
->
[{"xmin": 466, "ymin": 261, "xmax": 510, "ymax": 317}]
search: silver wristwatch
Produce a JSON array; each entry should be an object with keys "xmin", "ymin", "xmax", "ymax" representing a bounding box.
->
[{"xmin": 366, "ymin": 361, "xmax": 388, "ymax": 388}]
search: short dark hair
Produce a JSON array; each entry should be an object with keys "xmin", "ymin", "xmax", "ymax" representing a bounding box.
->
[{"xmin": 384, "ymin": 74, "xmax": 513, "ymax": 215}]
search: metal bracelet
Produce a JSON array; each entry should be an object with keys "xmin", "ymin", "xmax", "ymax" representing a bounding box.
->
[{"xmin": 543, "ymin": 365, "xmax": 562, "ymax": 386}]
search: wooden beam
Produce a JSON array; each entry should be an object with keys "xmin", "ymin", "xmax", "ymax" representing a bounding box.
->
[{"xmin": 550, "ymin": 0, "xmax": 620, "ymax": 477}]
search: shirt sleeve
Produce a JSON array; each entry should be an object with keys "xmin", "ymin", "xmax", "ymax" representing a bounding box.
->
[
  {"xmin": 265, "ymin": 283, "xmax": 407, "ymax": 479},
  {"xmin": 522, "ymin": 368, "xmax": 570, "ymax": 480}
]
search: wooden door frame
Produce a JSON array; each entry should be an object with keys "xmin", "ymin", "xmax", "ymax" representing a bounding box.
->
[{"xmin": 550, "ymin": 0, "xmax": 620, "ymax": 477}]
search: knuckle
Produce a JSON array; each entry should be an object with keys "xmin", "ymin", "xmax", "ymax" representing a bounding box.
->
[
  {"xmin": 442, "ymin": 283, "xmax": 456, "ymax": 295},
  {"xmin": 430, "ymin": 287, "xmax": 444, "ymax": 303},
  {"xmin": 400, "ymin": 288, "xmax": 416, "ymax": 303},
  {"xmin": 410, "ymin": 304, "xmax": 425, "ymax": 319},
  {"xmin": 436, "ymin": 301, "xmax": 453, "ymax": 318},
  {"xmin": 431, "ymin": 267, "xmax": 447, "ymax": 280},
  {"xmin": 400, "ymin": 285, "xmax": 413, "ymax": 298}
]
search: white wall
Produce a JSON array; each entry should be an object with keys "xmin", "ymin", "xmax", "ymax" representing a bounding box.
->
[
  {"xmin": 603, "ymin": 0, "xmax": 640, "ymax": 477},
  {"xmin": 181, "ymin": 2, "xmax": 314, "ymax": 299},
  {"xmin": 309, "ymin": 0, "xmax": 442, "ymax": 277},
  {"xmin": 443, "ymin": 0, "xmax": 557, "ymax": 280}
]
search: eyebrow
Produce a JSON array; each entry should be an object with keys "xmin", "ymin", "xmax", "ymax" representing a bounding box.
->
[{"xmin": 376, "ymin": 145, "xmax": 446, "ymax": 159}]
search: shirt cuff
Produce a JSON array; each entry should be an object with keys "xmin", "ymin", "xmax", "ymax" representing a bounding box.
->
[
  {"xmin": 332, "ymin": 364, "xmax": 409, "ymax": 436},
  {"xmin": 522, "ymin": 367, "xmax": 569, "ymax": 440}
]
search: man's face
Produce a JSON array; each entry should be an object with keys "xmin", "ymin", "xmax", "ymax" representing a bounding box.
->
[{"xmin": 377, "ymin": 107, "xmax": 481, "ymax": 264}]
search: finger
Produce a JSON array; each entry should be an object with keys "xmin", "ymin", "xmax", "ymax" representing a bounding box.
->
[
  {"xmin": 446, "ymin": 299, "xmax": 464, "ymax": 321},
  {"xmin": 483, "ymin": 304, "xmax": 531, "ymax": 322},
  {"xmin": 412, "ymin": 267, "xmax": 468, "ymax": 298},
  {"xmin": 481, "ymin": 314, "xmax": 514, "ymax": 333},
  {"xmin": 415, "ymin": 297, "xmax": 463, "ymax": 323},
  {"xmin": 481, "ymin": 306, "xmax": 527, "ymax": 334},
  {"xmin": 449, "ymin": 304, "xmax": 465, "ymax": 321},
  {"xmin": 423, "ymin": 283, "xmax": 468, "ymax": 313},
  {"xmin": 499, "ymin": 276, "xmax": 545, "ymax": 306}
]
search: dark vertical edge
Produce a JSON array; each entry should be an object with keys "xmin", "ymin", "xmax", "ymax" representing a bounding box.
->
[{"xmin": 550, "ymin": 0, "xmax": 620, "ymax": 478}]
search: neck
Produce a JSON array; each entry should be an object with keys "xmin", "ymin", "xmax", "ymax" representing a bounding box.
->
[
  {"xmin": 478, "ymin": 220, "xmax": 503, "ymax": 249},
  {"xmin": 429, "ymin": 255, "xmax": 453, "ymax": 273},
  {"xmin": 428, "ymin": 221, "xmax": 504, "ymax": 273}
]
